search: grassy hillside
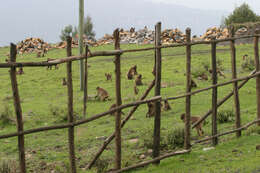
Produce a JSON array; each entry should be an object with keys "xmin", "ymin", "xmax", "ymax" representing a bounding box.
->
[{"xmin": 0, "ymin": 43, "xmax": 259, "ymax": 172}]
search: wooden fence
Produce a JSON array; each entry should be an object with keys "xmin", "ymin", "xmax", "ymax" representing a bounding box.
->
[{"xmin": 1, "ymin": 22, "xmax": 260, "ymax": 173}]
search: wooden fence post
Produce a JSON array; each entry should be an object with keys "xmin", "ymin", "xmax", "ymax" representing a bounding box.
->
[
  {"xmin": 66, "ymin": 36, "xmax": 77, "ymax": 173},
  {"xmin": 185, "ymin": 28, "xmax": 191, "ymax": 149},
  {"xmin": 9, "ymin": 43, "xmax": 26, "ymax": 173},
  {"xmin": 83, "ymin": 45, "xmax": 89, "ymax": 118},
  {"xmin": 153, "ymin": 22, "xmax": 162, "ymax": 163},
  {"xmin": 229, "ymin": 26, "xmax": 241, "ymax": 137},
  {"xmin": 254, "ymin": 28, "xmax": 260, "ymax": 126},
  {"xmin": 114, "ymin": 28, "xmax": 122, "ymax": 170},
  {"xmin": 211, "ymin": 39, "xmax": 218, "ymax": 145}
]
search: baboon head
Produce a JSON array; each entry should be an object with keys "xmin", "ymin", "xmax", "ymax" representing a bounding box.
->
[{"xmin": 180, "ymin": 113, "xmax": 185, "ymax": 121}]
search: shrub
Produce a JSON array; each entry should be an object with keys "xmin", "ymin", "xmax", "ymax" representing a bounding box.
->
[
  {"xmin": 94, "ymin": 158, "xmax": 110, "ymax": 173},
  {"xmin": 217, "ymin": 109, "xmax": 235, "ymax": 123},
  {"xmin": 165, "ymin": 127, "xmax": 184, "ymax": 149}
]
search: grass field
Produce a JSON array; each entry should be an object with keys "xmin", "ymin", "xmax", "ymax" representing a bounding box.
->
[{"xmin": 0, "ymin": 43, "xmax": 260, "ymax": 173}]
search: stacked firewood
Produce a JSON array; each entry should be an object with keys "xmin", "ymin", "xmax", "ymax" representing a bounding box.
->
[{"xmin": 17, "ymin": 38, "xmax": 50, "ymax": 54}]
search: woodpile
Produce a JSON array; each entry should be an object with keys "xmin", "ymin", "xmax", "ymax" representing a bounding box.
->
[
  {"xmin": 161, "ymin": 28, "xmax": 186, "ymax": 44},
  {"xmin": 200, "ymin": 27, "xmax": 229, "ymax": 41},
  {"xmin": 17, "ymin": 38, "xmax": 50, "ymax": 54}
]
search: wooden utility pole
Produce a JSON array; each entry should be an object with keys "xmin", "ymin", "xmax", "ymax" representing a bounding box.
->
[{"xmin": 79, "ymin": 0, "xmax": 84, "ymax": 90}]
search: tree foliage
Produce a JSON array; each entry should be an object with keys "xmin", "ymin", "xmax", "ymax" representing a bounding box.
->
[
  {"xmin": 59, "ymin": 25, "xmax": 73, "ymax": 41},
  {"xmin": 224, "ymin": 3, "xmax": 260, "ymax": 26},
  {"xmin": 60, "ymin": 15, "xmax": 95, "ymax": 41}
]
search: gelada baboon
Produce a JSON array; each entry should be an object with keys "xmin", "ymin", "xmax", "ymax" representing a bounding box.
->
[
  {"xmin": 209, "ymin": 69, "xmax": 226, "ymax": 78},
  {"xmin": 105, "ymin": 73, "xmax": 112, "ymax": 81},
  {"xmin": 127, "ymin": 65, "xmax": 138, "ymax": 80},
  {"xmin": 180, "ymin": 113, "xmax": 204, "ymax": 136},
  {"xmin": 62, "ymin": 78, "xmax": 67, "ymax": 86},
  {"xmin": 135, "ymin": 74, "xmax": 143, "ymax": 86},
  {"xmin": 46, "ymin": 58, "xmax": 58, "ymax": 70},
  {"xmin": 146, "ymin": 101, "xmax": 162, "ymax": 118},
  {"xmin": 96, "ymin": 86, "xmax": 110, "ymax": 101},
  {"xmin": 109, "ymin": 103, "xmax": 125, "ymax": 116},
  {"xmin": 163, "ymin": 100, "xmax": 171, "ymax": 111}
]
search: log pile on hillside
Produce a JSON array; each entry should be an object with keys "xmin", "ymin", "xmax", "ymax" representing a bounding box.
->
[{"xmin": 17, "ymin": 38, "xmax": 50, "ymax": 54}]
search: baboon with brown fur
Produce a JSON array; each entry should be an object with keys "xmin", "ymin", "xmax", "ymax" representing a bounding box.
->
[
  {"xmin": 135, "ymin": 74, "xmax": 143, "ymax": 86},
  {"xmin": 105, "ymin": 73, "xmax": 112, "ymax": 81},
  {"xmin": 146, "ymin": 101, "xmax": 162, "ymax": 118},
  {"xmin": 180, "ymin": 113, "xmax": 204, "ymax": 136},
  {"xmin": 127, "ymin": 65, "xmax": 138, "ymax": 80},
  {"xmin": 163, "ymin": 100, "xmax": 171, "ymax": 111},
  {"xmin": 96, "ymin": 86, "xmax": 110, "ymax": 101}
]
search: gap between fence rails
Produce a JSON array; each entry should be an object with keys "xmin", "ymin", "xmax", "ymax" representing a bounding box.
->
[
  {"xmin": 1, "ymin": 34, "xmax": 260, "ymax": 68},
  {"xmin": 0, "ymin": 96, "xmax": 161, "ymax": 140}
]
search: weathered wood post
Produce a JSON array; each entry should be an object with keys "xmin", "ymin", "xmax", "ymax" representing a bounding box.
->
[
  {"xmin": 83, "ymin": 45, "xmax": 89, "ymax": 118},
  {"xmin": 254, "ymin": 28, "xmax": 260, "ymax": 126},
  {"xmin": 114, "ymin": 28, "xmax": 122, "ymax": 170},
  {"xmin": 229, "ymin": 26, "xmax": 241, "ymax": 137},
  {"xmin": 184, "ymin": 28, "xmax": 191, "ymax": 149},
  {"xmin": 211, "ymin": 39, "xmax": 218, "ymax": 145},
  {"xmin": 66, "ymin": 36, "xmax": 77, "ymax": 173},
  {"xmin": 9, "ymin": 43, "xmax": 26, "ymax": 173},
  {"xmin": 153, "ymin": 22, "xmax": 162, "ymax": 163}
]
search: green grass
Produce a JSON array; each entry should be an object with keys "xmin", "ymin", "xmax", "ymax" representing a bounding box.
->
[{"xmin": 0, "ymin": 43, "xmax": 259, "ymax": 172}]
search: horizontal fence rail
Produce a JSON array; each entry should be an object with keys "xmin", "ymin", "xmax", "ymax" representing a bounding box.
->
[{"xmin": 0, "ymin": 96, "xmax": 161, "ymax": 139}]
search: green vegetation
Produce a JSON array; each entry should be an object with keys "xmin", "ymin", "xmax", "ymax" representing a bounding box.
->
[
  {"xmin": 224, "ymin": 3, "xmax": 260, "ymax": 26},
  {"xmin": 0, "ymin": 43, "xmax": 260, "ymax": 172}
]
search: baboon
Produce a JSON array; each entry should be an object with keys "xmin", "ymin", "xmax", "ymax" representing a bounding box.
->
[
  {"xmin": 209, "ymin": 69, "xmax": 226, "ymax": 78},
  {"xmin": 36, "ymin": 51, "xmax": 42, "ymax": 58},
  {"xmin": 62, "ymin": 78, "xmax": 67, "ymax": 86},
  {"xmin": 46, "ymin": 58, "xmax": 58, "ymax": 70},
  {"xmin": 96, "ymin": 86, "xmax": 110, "ymax": 101},
  {"xmin": 17, "ymin": 67, "xmax": 24, "ymax": 75},
  {"xmin": 242, "ymin": 54, "xmax": 248, "ymax": 60},
  {"xmin": 180, "ymin": 113, "xmax": 204, "ymax": 136},
  {"xmin": 134, "ymin": 85, "xmax": 139, "ymax": 95},
  {"xmin": 127, "ymin": 65, "xmax": 138, "ymax": 80},
  {"xmin": 135, "ymin": 74, "xmax": 143, "ymax": 86},
  {"xmin": 191, "ymin": 79, "xmax": 197, "ymax": 88},
  {"xmin": 198, "ymin": 73, "xmax": 208, "ymax": 81},
  {"xmin": 146, "ymin": 102, "xmax": 156, "ymax": 118},
  {"xmin": 105, "ymin": 73, "xmax": 112, "ymax": 81},
  {"xmin": 109, "ymin": 103, "xmax": 125, "ymax": 116},
  {"xmin": 163, "ymin": 100, "xmax": 171, "ymax": 111},
  {"xmin": 146, "ymin": 101, "xmax": 162, "ymax": 118}
]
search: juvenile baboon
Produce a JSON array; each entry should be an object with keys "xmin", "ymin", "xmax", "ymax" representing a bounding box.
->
[
  {"xmin": 134, "ymin": 85, "xmax": 139, "ymax": 95},
  {"xmin": 46, "ymin": 58, "xmax": 58, "ymax": 70},
  {"xmin": 198, "ymin": 73, "xmax": 208, "ymax": 81},
  {"xmin": 127, "ymin": 65, "xmax": 138, "ymax": 80},
  {"xmin": 96, "ymin": 86, "xmax": 110, "ymax": 101},
  {"xmin": 191, "ymin": 79, "xmax": 197, "ymax": 88},
  {"xmin": 109, "ymin": 103, "xmax": 125, "ymax": 116},
  {"xmin": 163, "ymin": 100, "xmax": 171, "ymax": 111},
  {"xmin": 17, "ymin": 67, "xmax": 24, "ymax": 75},
  {"xmin": 62, "ymin": 78, "xmax": 67, "ymax": 86},
  {"xmin": 135, "ymin": 74, "xmax": 143, "ymax": 86},
  {"xmin": 209, "ymin": 69, "xmax": 226, "ymax": 78},
  {"xmin": 105, "ymin": 73, "xmax": 112, "ymax": 81},
  {"xmin": 180, "ymin": 113, "xmax": 204, "ymax": 136}
]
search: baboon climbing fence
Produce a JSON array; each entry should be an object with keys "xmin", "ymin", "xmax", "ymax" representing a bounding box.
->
[{"xmin": 1, "ymin": 22, "xmax": 260, "ymax": 173}]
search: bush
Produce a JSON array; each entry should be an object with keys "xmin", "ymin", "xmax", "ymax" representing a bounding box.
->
[
  {"xmin": 217, "ymin": 109, "xmax": 235, "ymax": 123},
  {"xmin": 165, "ymin": 127, "xmax": 184, "ymax": 149},
  {"xmin": 94, "ymin": 158, "xmax": 110, "ymax": 173},
  {"xmin": 0, "ymin": 106, "xmax": 14, "ymax": 127},
  {"xmin": 241, "ymin": 56, "xmax": 255, "ymax": 71},
  {"xmin": 50, "ymin": 105, "xmax": 81, "ymax": 123}
]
